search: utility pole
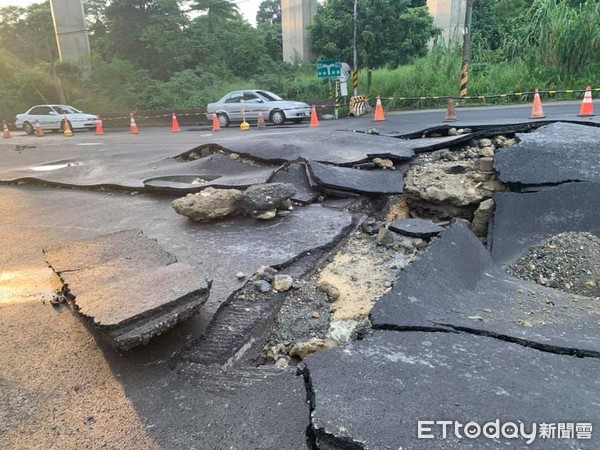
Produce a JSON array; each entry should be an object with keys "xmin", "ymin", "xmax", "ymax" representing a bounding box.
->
[
  {"xmin": 352, "ymin": 0, "xmax": 358, "ymax": 96},
  {"xmin": 460, "ymin": 0, "xmax": 474, "ymax": 99}
]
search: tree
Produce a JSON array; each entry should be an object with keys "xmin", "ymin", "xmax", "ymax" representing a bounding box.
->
[
  {"xmin": 103, "ymin": 0, "xmax": 188, "ymax": 79},
  {"xmin": 308, "ymin": 0, "xmax": 439, "ymax": 69},
  {"xmin": 257, "ymin": 0, "xmax": 282, "ymax": 61},
  {"xmin": 256, "ymin": 0, "xmax": 281, "ymax": 26}
]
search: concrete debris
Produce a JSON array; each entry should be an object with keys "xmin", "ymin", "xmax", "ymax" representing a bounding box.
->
[
  {"xmin": 172, "ymin": 182, "xmax": 296, "ymax": 222},
  {"xmin": 404, "ymin": 160, "xmax": 505, "ymax": 219},
  {"xmin": 273, "ymin": 275, "xmax": 293, "ymax": 292},
  {"xmin": 470, "ymin": 198, "xmax": 495, "ymax": 237},
  {"xmin": 289, "ymin": 338, "xmax": 335, "ymax": 359},
  {"xmin": 172, "ymin": 187, "xmax": 242, "ymax": 222},
  {"xmin": 253, "ymin": 280, "xmax": 272, "ymax": 293},
  {"xmin": 316, "ymin": 280, "xmax": 340, "ymax": 302},
  {"xmin": 372, "ymin": 157, "xmax": 394, "ymax": 169}
]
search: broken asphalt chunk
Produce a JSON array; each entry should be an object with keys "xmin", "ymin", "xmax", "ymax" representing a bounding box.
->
[
  {"xmin": 269, "ymin": 162, "xmax": 318, "ymax": 204},
  {"xmin": 388, "ymin": 218, "xmax": 443, "ymax": 238},
  {"xmin": 306, "ymin": 159, "xmax": 404, "ymax": 196},
  {"xmin": 489, "ymin": 182, "xmax": 600, "ymax": 264},
  {"xmin": 494, "ymin": 122, "xmax": 600, "ymax": 186},
  {"xmin": 371, "ymin": 220, "xmax": 600, "ymax": 357},
  {"xmin": 44, "ymin": 229, "xmax": 210, "ymax": 350},
  {"xmin": 305, "ymin": 330, "xmax": 600, "ymax": 449}
]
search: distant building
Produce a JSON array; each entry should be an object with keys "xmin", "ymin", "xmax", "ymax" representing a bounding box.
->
[
  {"xmin": 427, "ymin": 0, "xmax": 467, "ymax": 45},
  {"xmin": 282, "ymin": 0, "xmax": 318, "ymax": 63},
  {"xmin": 50, "ymin": 0, "xmax": 91, "ymax": 67}
]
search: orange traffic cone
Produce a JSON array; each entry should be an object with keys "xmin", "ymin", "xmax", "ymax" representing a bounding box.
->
[
  {"xmin": 374, "ymin": 96, "xmax": 386, "ymax": 121},
  {"xmin": 310, "ymin": 105, "xmax": 320, "ymax": 127},
  {"xmin": 443, "ymin": 98, "xmax": 458, "ymax": 122},
  {"xmin": 529, "ymin": 89, "xmax": 546, "ymax": 119},
  {"xmin": 35, "ymin": 119, "xmax": 45, "ymax": 137},
  {"xmin": 95, "ymin": 115, "xmax": 104, "ymax": 135},
  {"xmin": 130, "ymin": 112, "xmax": 139, "ymax": 134},
  {"xmin": 63, "ymin": 115, "xmax": 73, "ymax": 137},
  {"xmin": 578, "ymin": 86, "xmax": 595, "ymax": 117},
  {"xmin": 172, "ymin": 112, "xmax": 181, "ymax": 132},
  {"xmin": 257, "ymin": 111, "xmax": 266, "ymax": 130},
  {"xmin": 3, "ymin": 120, "xmax": 11, "ymax": 138},
  {"xmin": 212, "ymin": 113, "xmax": 221, "ymax": 131}
]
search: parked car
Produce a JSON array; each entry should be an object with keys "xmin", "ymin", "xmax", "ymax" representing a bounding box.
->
[
  {"xmin": 15, "ymin": 105, "xmax": 98, "ymax": 134},
  {"xmin": 206, "ymin": 90, "xmax": 312, "ymax": 127}
]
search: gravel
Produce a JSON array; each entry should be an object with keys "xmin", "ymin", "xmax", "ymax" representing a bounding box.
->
[{"xmin": 508, "ymin": 232, "xmax": 600, "ymax": 297}]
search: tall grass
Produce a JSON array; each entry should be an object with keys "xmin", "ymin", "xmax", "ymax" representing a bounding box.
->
[{"xmin": 508, "ymin": 0, "xmax": 600, "ymax": 82}]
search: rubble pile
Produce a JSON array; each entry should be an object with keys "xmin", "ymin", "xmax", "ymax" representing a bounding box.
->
[{"xmin": 508, "ymin": 232, "xmax": 600, "ymax": 297}]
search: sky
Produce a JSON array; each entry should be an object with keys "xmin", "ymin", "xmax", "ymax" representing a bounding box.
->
[{"xmin": 0, "ymin": 0, "xmax": 263, "ymax": 25}]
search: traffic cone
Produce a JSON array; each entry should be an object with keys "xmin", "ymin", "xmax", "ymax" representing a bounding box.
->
[
  {"xmin": 212, "ymin": 113, "xmax": 221, "ymax": 131},
  {"xmin": 63, "ymin": 115, "xmax": 73, "ymax": 137},
  {"xmin": 35, "ymin": 119, "xmax": 45, "ymax": 137},
  {"xmin": 257, "ymin": 111, "xmax": 266, "ymax": 130},
  {"xmin": 3, "ymin": 120, "xmax": 11, "ymax": 138},
  {"xmin": 130, "ymin": 112, "xmax": 139, "ymax": 134},
  {"xmin": 578, "ymin": 86, "xmax": 595, "ymax": 117},
  {"xmin": 443, "ymin": 98, "xmax": 458, "ymax": 122},
  {"xmin": 95, "ymin": 115, "xmax": 104, "ymax": 135},
  {"xmin": 374, "ymin": 96, "xmax": 386, "ymax": 121},
  {"xmin": 172, "ymin": 112, "xmax": 181, "ymax": 132},
  {"xmin": 310, "ymin": 105, "xmax": 320, "ymax": 127},
  {"xmin": 529, "ymin": 89, "xmax": 546, "ymax": 119}
]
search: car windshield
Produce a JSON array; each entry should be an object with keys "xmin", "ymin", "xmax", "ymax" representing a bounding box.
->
[
  {"xmin": 53, "ymin": 105, "xmax": 81, "ymax": 114},
  {"xmin": 256, "ymin": 91, "xmax": 283, "ymax": 101}
]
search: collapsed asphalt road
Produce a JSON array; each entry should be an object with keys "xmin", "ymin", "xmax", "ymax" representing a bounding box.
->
[{"xmin": 1, "ymin": 113, "xmax": 599, "ymax": 449}]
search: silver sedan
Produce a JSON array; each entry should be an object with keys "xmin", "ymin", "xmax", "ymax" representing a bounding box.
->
[
  {"xmin": 15, "ymin": 104, "xmax": 98, "ymax": 134},
  {"xmin": 206, "ymin": 90, "xmax": 312, "ymax": 127}
]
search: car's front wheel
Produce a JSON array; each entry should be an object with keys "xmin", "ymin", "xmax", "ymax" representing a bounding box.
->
[
  {"xmin": 270, "ymin": 110, "xmax": 286, "ymax": 125},
  {"xmin": 23, "ymin": 122, "xmax": 35, "ymax": 135},
  {"xmin": 217, "ymin": 113, "xmax": 230, "ymax": 128}
]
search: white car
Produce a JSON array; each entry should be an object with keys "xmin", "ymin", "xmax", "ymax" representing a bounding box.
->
[
  {"xmin": 15, "ymin": 105, "xmax": 98, "ymax": 134},
  {"xmin": 206, "ymin": 90, "xmax": 312, "ymax": 127}
]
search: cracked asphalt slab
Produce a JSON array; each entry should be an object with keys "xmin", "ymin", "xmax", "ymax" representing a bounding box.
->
[
  {"xmin": 0, "ymin": 137, "xmax": 276, "ymax": 191},
  {"xmin": 2, "ymin": 112, "xmax": 600, "ymax": 448},
  {"xmin": 490, "ymin": 182, "xmax": 600, "ymax": 264},
  {"xmin": 202, "ymin": 128, "xmax": 471, "ymax": 165},
  {"xmin": 304, "ymin": 330, "xmax": 600, "ymax": 449},
  {"xmin": 372, "ymin": 221, "xmax": 600, "ymax": 356},
  {"xmin": 494, "ymin": 122, "xmax": 600, "ymax": 185}
]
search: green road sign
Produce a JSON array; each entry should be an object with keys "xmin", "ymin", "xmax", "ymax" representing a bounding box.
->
[{"xmin": 317, "ymin": 60, "xmax": 342, "ymax": 79}]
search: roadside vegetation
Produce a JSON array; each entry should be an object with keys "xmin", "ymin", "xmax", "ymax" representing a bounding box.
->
[{"xmin": 0, "ymin": 0, "xmax": 598, "ymax": 120}]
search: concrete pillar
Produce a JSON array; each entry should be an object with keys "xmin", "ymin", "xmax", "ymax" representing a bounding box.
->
[
  {"xmin": 282, "ymin": 0, "xmax": 318, "ymax": 64},
  {"xmin": 427, "ymin": 0, "xmax": 467, "ymax": 46},
  {"xmin": 49, "ymin": 0, "xmax": 91, "ymax": 68}
]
